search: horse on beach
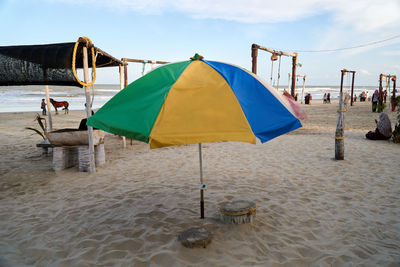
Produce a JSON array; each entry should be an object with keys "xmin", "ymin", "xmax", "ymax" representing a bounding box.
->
[{"xmin": 50, "ymin": 98, "xmax": 69, "ymax": 114}]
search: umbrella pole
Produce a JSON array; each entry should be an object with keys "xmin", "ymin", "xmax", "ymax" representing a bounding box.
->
[{"xmin": 199, "ymin": 143, "xmax": 205, "ymax": 219}]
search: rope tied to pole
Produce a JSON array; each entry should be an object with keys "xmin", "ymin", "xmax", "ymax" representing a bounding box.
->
[
  {"xmin": 72, "ymin": 36, "xmax": 97, "ymax": 87},
  {"xmin": 335, "ymin": 136, "xmax": 345, "ymax": 140},
  {"xmin": 337, "ymin": 110, "xmax": 347, "ymax": 112}
]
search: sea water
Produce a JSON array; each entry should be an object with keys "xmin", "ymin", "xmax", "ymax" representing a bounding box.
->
[{"xmin": 0, "ymin": 84, "xmax": 381, "ymax": 113}]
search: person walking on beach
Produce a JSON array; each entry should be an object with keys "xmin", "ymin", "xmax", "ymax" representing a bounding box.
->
[
  {"xmin": 327, "ymin": 93, "xmax": 331, "ymax": 103},
  {"xmin": 372, "ymin": 90, "xmax": 379, "ymax": 112},
  {"xmin": 41, "ymin": 99, "xmax": 47, "ymax": 115},
  {"xmin": 323, "ymin": 93, "xmax": 327, "ymax": 104}
]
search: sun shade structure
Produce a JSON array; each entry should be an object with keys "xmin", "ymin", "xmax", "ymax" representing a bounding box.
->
[
  {"xmin": 0, "ymin": 41, "xmax": 121, "ymax": 87},
  {"xmin": 88, "ymin": 54, "xmax": 302, "ymax": 147},
  {"xmin": 88, "ymin": 54, "xmax": 302, "ymax": 218}
]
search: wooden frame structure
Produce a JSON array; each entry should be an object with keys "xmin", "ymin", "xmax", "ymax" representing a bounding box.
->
[
  {"xmin": 251, "ymin": 44, "xmax": 298, "ymax": 96},
  {"xmin": 121, "ymin": 58, "xmax": 169, "ymax": 87},
  {"xmin": 288, "ymin": 73, "xmax": 307, "ymax": 103},
  {"xmin": 76, "ymin": 38, "xmax": 124, "ymax": 172},
  {"xmin": 379, "ymin": 74, "xmax": 397, "ymax": 112},
  {"xmin": 335, "ymin": 69, "xmax": 355, "ymax": 160}
]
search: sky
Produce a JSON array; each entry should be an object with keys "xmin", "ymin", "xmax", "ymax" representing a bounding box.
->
[{"xmin": 1, "ymin": 0, "xmax": 400, "ymax": 86}]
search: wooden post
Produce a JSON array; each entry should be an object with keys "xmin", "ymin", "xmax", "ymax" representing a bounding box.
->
[
  {"xmin": 291, "ymin": 55, "xmax": 297, "ymax": 97},
  {"xmin": 335, "ymin": 70, "xmax": 345, "ymax": 160},
  {"xmin": 379, "ymin": 74, "xmax": 383, "ymax": 108},
  {"xmin": 83, "ymin": 46, "xmax": 96, "ymax": 173},
  {"xmin": 45, "ymin": 85, "xmax": 53, "ymax": 131},
  {"xmin": 393, "ymin": 76, "xmax": 397, "ymax": 112},
  {"xmin": 251, "ymin": 44, "xmax": 258, "ymax": 74},
  {"xmin": 199, "ymin": 143, "xmax": 205, "ymax": 219},
  {"xmin": 119, "ymin": 64, "xmax": 127, "ymax": 148},
  {"xmin": 350, "ymin": 72, "xmax": 355, "ymax": 106},
  {"xmin": 124, "ymin": 62, "xmax": 128, "ymax": 88}
]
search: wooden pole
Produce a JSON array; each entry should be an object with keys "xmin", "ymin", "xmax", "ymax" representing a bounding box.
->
[
  {"xmin": 350, "ymin": 71, "xmax": 355, "ymax": 106},
  {"xmin": 302, "ymin": 76, "xmax": 306, "ymax": 104},
  {"xmin": 124, "ymin": 62, "xmax": 128, "ymax": 88},
  {"xmin": 119, "ymin": 65, "xmax": 127, "ymax": 148},
  {"xmin": 379, "ymin": 74, "xmax": 383, "ymax": 112},
  {"xmin": 291, "ymin": 55, "xmax": 297, "ymax": 97},
  {"xmin": 335, "ymin": 70, "xmax": 345, "ymax": 160},
  {"xmin": 199, "ymin": 143, "xmax": 205, "ymax": 219},
  {"xmin": 45, "ymin": 85, "xmax": 53, "ymax": 131},
  {"xmin": 393, "ymin": 76, "xmax": 397, "ymax": 112},
  {"xmin": 251, "ymin": 44, "xmax": 258, "ymax": 74},
  {"xmin": 83, "ymin": 46, "xmax": 96, "ymax": 173}
]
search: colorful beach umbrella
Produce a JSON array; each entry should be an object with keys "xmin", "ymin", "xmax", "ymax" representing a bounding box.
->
[{"xmin": 87, "ymin": 54, "xmax": 302, "ymax": 218}]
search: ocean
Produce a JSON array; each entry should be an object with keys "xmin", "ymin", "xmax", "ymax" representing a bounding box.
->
[{"xmin": 0, "ymin": 84, "xmax": 380, "ymax": 113}]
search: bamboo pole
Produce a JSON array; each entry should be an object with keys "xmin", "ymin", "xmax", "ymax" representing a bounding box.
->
[
  {"xmin": 291, "ymin": 55, "xmax": 297, "ymax": 97},
  {"xmin": 335, "ymin": 70, "xmax": 345, "ymax": 160},
  {"xmin": 252, "ymin": 43, "xmax": 297, "ymax": 57},
  {"xmin": 393, "ymin": 76, "xmax": 397, "ymax": 112},
  {"xmin": 119, "ymin": 65, "xmax": 127, "ymax": 148},
  {"xmin": 199, "ymin": 143, "xmax": 205, "ymax": 219},
  {"xmin": 45, "ymin": 85, "xmax": 53, "ymax": 131},
  {"xmin": 350, "ymin": 72, "xmax": 355, "ymax": 106},
  {"xmin": 83, "ymin": 46, "xmax": 96, "ymax": 173},
  {"xmin": 123, "ymin": 62, "xmax": 128, "ymax": 88},
  {"xmin": 121, "ymin": 58, "xmax": 169, "ymax": 65},
  {"xmin": 379, "ymin": 74, "xmax": 383, "ymax": 111},
  {"xmin": 251, "ymin": 44, "xmax": 258, "ymax": 74}
]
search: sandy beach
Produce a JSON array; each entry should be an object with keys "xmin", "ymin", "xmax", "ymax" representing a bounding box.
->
[{"xmin": 0, "ymin": 100, "xmax": 399, "ymax": 266}]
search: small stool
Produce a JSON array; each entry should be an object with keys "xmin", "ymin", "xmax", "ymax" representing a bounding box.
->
[
  {"xmin": 178, "ymin": 227, "xmax": 212, "ymax": 248},
  {"xmin": 219, "ymin": 200, "xmax": 257, "ymax": 224}
]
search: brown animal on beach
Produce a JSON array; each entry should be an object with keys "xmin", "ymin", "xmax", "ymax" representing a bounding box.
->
[{"xmin": 50, "ymin": 98, "xmax": 69, "ymax": 114}]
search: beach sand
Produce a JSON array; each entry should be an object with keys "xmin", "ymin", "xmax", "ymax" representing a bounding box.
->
[{"xmin": 0, "ymin": 100, "xmax": 399, "ymax": 266}]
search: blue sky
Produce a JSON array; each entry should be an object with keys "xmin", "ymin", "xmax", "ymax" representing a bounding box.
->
[{"xmin": 1, "ymin": 0, "xmax": 400, "ymax": 86}]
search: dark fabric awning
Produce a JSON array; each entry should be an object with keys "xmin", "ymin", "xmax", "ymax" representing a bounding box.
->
[{"xmin": 0, "ymin": 41, "xmax": 122, "ymax": 87}]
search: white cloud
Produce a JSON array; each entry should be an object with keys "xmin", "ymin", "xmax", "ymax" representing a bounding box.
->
[
  {"xmin": 49, "ymin": 0, "xmax": 400, "ymax": 32},
  {"xmin": 360, "ymin": 69, "xmax": 371, "ymax": 75}
]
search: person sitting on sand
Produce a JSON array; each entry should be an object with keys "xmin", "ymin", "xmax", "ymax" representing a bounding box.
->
[{"xmin": 366, "ymin": 112, "xmax": 392, "ymax": 140}]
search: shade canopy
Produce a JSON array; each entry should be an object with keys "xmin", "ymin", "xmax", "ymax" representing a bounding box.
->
[
  {"xmin": 88, "ymin": 55, "xmax": 302, "ymax": 148},
  {"xmin": 0, "ymin": 41, "xmax": 122, "ymax": 87}
]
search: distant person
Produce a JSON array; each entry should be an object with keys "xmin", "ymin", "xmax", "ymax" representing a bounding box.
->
[
  {"xmin": 384, "ymin": 90, "xmax": 387, "ymax": 103},
  {"xmin": 294, "ymin": 93, "xmax": 298, "ymax": 101},
  {"xmin": 41, "ymin": 99, "xmax": 46, "ymax": 115},
  {"xmin": 304, "ymin": 93, "xmax": 310, "ymax": 104},
  {"xmin": 372, "ymin": 90, "xmax": 379, "ymax": 112},
  {"xmin": 327, "ymin": 93, "xmax": 331, "ymax": 103},
  {"xmin": 366, "ymin": 112, "xmax": 392, "ymax": 140},
  {"xmin": 79, "ymin": 109, "xmax": 95, "ymax": 130},
  {"xmin": 354, "ymin": 95, "xmax": 357, "ymax": 102},
  {"xmin": 323, "ymin": 93, "xmax": 327, "ymax": 104}
]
